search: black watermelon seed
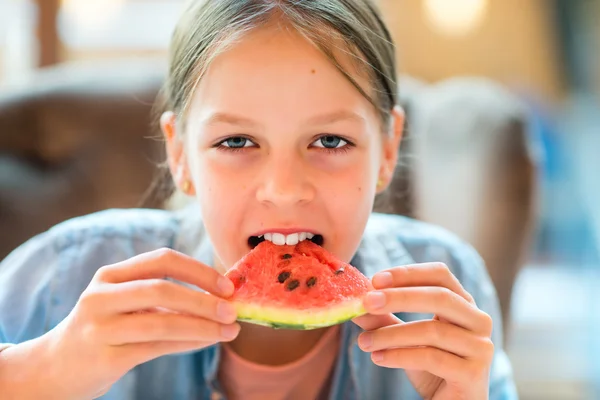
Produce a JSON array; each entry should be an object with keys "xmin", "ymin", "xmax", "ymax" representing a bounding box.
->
[
  {"xmin": 278, "ymin": 271, "xmax": 291, "ymax": 283},
  {"xmin": 306, "ymin": 277, "xmax": 317, "ymax": 287},
  {"xmin": 282, "ymin": 254, "xmax": 292, "ymax": 259},
  {"xmin": 234, "ymin": 276, "xmax": 246, "ymax": 287},
  {"xmin": 286, "ymin": 279, "xmax": 300, "ymax": 291},
  {"xmin": 334, "ymin": 269, "xmax": 344, "ymax": 275}
]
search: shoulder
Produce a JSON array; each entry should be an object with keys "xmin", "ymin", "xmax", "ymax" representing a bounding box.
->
[
  {"xmin": 360, "ymin": 212, "xmax": 491, "ymax": 296},
  {"xmin": 1, "ymin": 207, "xmax": 181, "ymax": 271},
  {"xmin": 362, "ymin": 212, "xmax": 482, "ymax": 270},
  {"xmin": 44, "ymin": 208, "xmax": 180, "ymax": 250},
  {"xmin": 0, "ymin": 207, "xmax": 183, "ymax": 286}
]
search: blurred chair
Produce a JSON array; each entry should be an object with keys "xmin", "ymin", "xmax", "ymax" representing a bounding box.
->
[
  {"xmin": 0, "ymin": 61, "xmax": 538, "ymax": 339},
  {"xmin": 0, "ymin": 60, "xmax": 166, "ymax": 260}
]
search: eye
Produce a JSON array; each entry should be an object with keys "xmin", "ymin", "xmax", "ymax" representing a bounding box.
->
[
  {"xmin": 217, "ymin": 136, "xmax": 257, "ymax": 150},
  {"xmin": 311, "ymin": 135, "xmax": 349, "ymax": 149}
]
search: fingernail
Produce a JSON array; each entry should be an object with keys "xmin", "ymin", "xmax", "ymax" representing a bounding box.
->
[
  {"xmin": 373, "ymin": 272, "xmax": 393, "ymax": 288},
  {"xmin": 358, "ymin": 333, "xmax": 373, "ymax": 350},
  {"xmin": 365, "ymin": 291, "xmax": 386, "ymax": 309},
  {"xmin": 221, "ymin": 323, "xmax": 240, "ymax": 340},
  {"xmin": 217, "ymin": 301, "xmax": 236, "ymax": 322},
  {"xmin": 218, "ymin": 277, "xmax": 234, "ymax": 296},
  {"xmin": 372, "ymin": 351, "xmax": 384, "ymax": 363}
]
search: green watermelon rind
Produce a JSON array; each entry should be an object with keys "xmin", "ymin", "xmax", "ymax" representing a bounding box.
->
[{"xmin": 232, "ymin": 298, "xmax": 367, "ymax": 330}]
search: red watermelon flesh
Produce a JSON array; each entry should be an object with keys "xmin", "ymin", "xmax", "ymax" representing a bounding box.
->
[{"xmin": 225, "ymin": 239, "xmax": 372, "ymax": 330}]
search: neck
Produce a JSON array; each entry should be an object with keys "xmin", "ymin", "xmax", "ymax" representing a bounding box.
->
[{"xmin": 228, "ymin": 322, "xmax": 331, "ymax": 366}]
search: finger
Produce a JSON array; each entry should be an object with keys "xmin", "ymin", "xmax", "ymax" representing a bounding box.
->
[
  {"xmin": 125, "ymin": 340, "xmax": 213, "ymax": 365},
  {"xmin": 364, "ymin": 287, "xmax": 492, "ymax": 335},
  {"xmin": 372, "ymin": 263, "xmax": 475, "ymax": 304},
  {"xmin": 370, "ymin": 347, "xmax": 478, "ymax": 384},
  {"xmin": 96, "ymin": 248, "xmax": 234, "ymax": 297},
  {"xmin": 358, "ymin": 320, "xmax": 493, "ymax": 359},
  {"xmin": 102, "ymin": 312, "xmax": 240, "ymax": 345},
  {"xmin": 352, "ymin": 312, "xmax": 403, "ymax": 331},
  {"xmin": 94, "ymin": 279, "xmax": 237, "ymax": 324}
]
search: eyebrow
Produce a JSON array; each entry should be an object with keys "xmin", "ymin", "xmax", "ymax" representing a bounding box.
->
[
  {"xmin": 306, "ymin": 110, "xmax": 366, "ymax": 126},
  {"xmin": 202, "ymin": 110, "xmax": 366, "ymax": 129},
  {"xmin": 203, "ymin": 112, "xmax": 260, "ymax": 129}
]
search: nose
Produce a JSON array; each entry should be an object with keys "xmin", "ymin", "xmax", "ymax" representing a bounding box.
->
[{"xmin": 255, "ymin": 155, "xmax": 315, "ymax": 208}]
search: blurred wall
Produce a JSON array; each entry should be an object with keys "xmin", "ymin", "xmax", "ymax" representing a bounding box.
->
[{"xmin": 379, "ymin": 0, "xmax": 566, "ymax": 102}]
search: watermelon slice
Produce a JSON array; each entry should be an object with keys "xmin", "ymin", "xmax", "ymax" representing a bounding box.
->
[{"xmin": 225, "ymin": 239, "xmax": 373, "ymax": 330}]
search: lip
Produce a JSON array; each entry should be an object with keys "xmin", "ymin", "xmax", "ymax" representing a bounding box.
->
[{"xmin": 249, "ymin": 228, "xmax": 320, "ymax": 237}]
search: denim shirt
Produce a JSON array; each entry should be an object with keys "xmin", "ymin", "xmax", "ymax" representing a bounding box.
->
[{"xmin": 0, "ymin": 207, "xmax": 518, "ymax": 399}]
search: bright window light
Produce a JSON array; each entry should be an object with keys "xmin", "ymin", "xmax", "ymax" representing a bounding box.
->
[
  {"xmin": 423, "ymin": 0, "xmax": 489, "ymax": 37},
  {"xmin": 61, "ymin": 0, "xmax": 125, "ymax": 32}
]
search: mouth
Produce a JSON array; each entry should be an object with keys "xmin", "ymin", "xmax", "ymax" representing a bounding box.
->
[{"xmin": 248, "ymin": 232, "xmax": 324, "ymax": 249}]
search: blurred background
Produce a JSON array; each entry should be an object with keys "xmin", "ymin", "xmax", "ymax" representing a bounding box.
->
[{"xmin": 0, "ymin": 0, "xmax": 598, "ymax": 399}]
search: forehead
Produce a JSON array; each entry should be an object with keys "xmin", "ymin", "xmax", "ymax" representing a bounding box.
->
[{"xmin": 187, "ymin": 24, "xmax": 379, "ymax": 127}]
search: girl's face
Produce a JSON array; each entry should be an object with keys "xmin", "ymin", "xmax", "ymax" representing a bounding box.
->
[{"xmin": 162, "ymin": 26, "xmax": 403, "ymax": 272}]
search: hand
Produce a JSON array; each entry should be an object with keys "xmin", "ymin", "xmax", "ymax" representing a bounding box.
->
[
  {"xmin": 353, "ymin": 263, "xmax": 494, "ymax": 400},
  {"xmin": 43, "ymin": 248, "xmax": 239, "ymax": 400}
]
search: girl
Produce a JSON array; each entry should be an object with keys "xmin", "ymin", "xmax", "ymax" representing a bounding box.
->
[{"xmin": 0, "ymin": 1, "xmax": 518, "ymax": 399}]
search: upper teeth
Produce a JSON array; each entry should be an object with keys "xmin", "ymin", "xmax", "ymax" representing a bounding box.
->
[{"xmin": 262, "ymin": 232, "xmax": 314, "ymax": 246}]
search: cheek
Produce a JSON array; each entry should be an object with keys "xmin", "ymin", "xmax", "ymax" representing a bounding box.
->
[
  {"xmin": 186, "ymin": 149, "xmax": 252, "ymax": 230},
  {"xmin": 196, "ymin": 159, "xmax": 251, "ymax": 210},
  {"xmin": 319, "ymin": 154, "xmax": 376, "ymax": 243},
  {"xmin": 315, "ymin": 150, "xmax": 377, "ymax": 198},
  {"xmin": 192, "ymin": 160, "xmax": 251, "ymax": 269},
  {"xmin": 325, "ymin": 169, "xmax": 371, "ymax": 206}
]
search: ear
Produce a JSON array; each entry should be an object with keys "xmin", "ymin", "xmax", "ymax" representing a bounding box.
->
[
  {"xmin": 160, "ymin": 111, "xmax": 195, "ymax": 195},
  {"xmin": 377, "ymin": 105, "xmax": 405, "ymax": 193}
]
